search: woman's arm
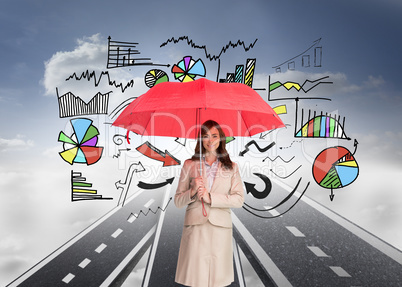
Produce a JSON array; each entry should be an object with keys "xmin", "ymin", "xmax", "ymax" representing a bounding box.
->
[
  {"xmin": 210, "ymin": 163, "xmax": 244, "ymax": 208},
  {"xmin": 174, "ymin": 160, "xmax": 197, "ymax": 208}
]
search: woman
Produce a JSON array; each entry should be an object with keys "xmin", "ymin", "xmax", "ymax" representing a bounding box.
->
[{"xmin": 174, "ymin": 120, "xmax": 244, "ymax": 287}]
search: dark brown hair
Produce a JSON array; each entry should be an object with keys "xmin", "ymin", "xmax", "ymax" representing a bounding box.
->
[{"xmin": 191, "ymin": 120, "xmax": 233, "ymax": 170}]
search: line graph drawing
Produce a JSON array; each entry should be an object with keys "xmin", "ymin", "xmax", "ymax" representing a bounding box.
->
[
  {"xmin": 272, "ymin": 38, "xmax": 322, "ymax": 72},
  {"xmin": 126, "ymin": 197, "xmax": 172, "ymax": 221},
  {"xmin": 57, "ymin": 88, "xmax": 110, "ymax": 118},
  {"xmin": 65, "ymin": 70, "xmax": 135, "ymax": 93},
  {"xmin": 268, "ymin": 75, "xmax": 333, "ymax": 101},
  {"xmin": 270, "ymin": 165, "xmax": 302, "ymax": 179},
  {"xmin": 160, "ymin": 36, "xmax": 258, "ymax": 81},
  {"xmin": 262, "ymin": 155, "xmax": 295, "ymax": 163},
  {"xmin": 107, "ymin": 36, "xmax": 169, "ymax": 69}
]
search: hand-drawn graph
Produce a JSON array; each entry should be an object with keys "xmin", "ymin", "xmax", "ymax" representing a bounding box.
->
[
  {"xmin": 58, "ymin": 118, "xmax": 103, "ymax": 165},
  {"xmin": 268, "ymin": 75, "xmax": 333, "ymax": 101},
  {"xmin": 312, "ymin": 145, "xmax": 359, "ymax": 200},
  {"xmin": 171, "ymin": 56, "xmax": 206, "ymax": 82},
  {"xmin": 65, "ymin": 70, "xmax": 135, "ymax": 93},
  {"xmin": 71, "ymin": 170, "xmax": 112, "ymax": 201},
  {"xmin": 295, "ymin": 111, "xmax": 350, "ymax": 140},
  {"xmin": 107, "ymin": 36, "xmax": 169, "ymax": 69},
  {"xmin": 219, "ymin": 58, "xmax": 256, "ymax": 88},
  {"xmin": 144, "ymin": 69, "xmax": 169, "ymax": 88},
  {"xmin": 57, "ymin": 88, "xmax": 110, "ymax": 118},
  {"xmin": 272, "ymin": 38, "xmax": 322, "ymax": 72},
  {"xmin": 160, "ymin": 36, "xmax": 258, "ymax": 81}
]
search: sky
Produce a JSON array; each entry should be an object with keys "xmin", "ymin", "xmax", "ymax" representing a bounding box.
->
[{"xmin": 1, "ymin": 0, "xmax": 402, "ymax": 285}]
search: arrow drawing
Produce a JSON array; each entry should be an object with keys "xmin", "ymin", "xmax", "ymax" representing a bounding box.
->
[
  {"xmin": 270, "ymin": 165, "xmax": 302, "ymax": 179},
  {"xmin": 243, "ymin": 178, "xmax": 310, "ymax": 218},
  {"xmin": 127, "ymin": 197, "xmax": 172, "ymax": 221},
  {"xmin": 138, "ymin": 177, "xmax": 175, "ymax": 190},
  {"xmin": 239, "ymin": 141, "xmax": 276, "ymax": 157},
  {"xmin": 244, "ymin": 173, "xmax": 272, "ymax": 199},
  {"xmin": 136, "ymin": 141, "xmax": 181, "ymax": 167},
  {"xmin": 115, "ymin": 161, "xmax": 146, "ymax": 206},
  {"xmin": 330, "ymin": 187, "xmax": 335, "ymax": 201}
]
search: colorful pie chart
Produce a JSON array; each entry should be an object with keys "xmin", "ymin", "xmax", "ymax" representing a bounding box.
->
[
  {"xmin": 312, "ymin": 146, "xmax": 359, "ymax": 189},
  {"xmin": 58, "ymin": 118, "xmax": 103, "ymax": 165},
  {"xmin": 171, "ymin": 56, "xmax": 206, "ymax": 82},
  {"xmin": 145, "ymin": 69, "xmax": 169, "ymax": 88}
]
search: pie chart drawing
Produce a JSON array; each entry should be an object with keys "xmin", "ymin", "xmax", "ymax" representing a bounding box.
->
[
  {"xmin": 145, "ymin": 69, "xmax": 169, "ymax": 88},
  {"xmin": 312, "ymin": 146, "xmax": 359, "ymax": 189},
  {"xmin": 58, "ymin": 118, "xmax": 104, "ymax": 165},
  {"xmin": 171, "ymin": 56, "xmax": 206, "ymax": 82}
]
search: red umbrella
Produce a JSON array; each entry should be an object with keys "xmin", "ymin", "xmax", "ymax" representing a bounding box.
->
[
  {"xmin": 113, "ymin": 78, "xmax": 285, "ymax": 216},
  {"xmin": 113, "ymin": 78, "xmax": 285, "ymax": 139}
]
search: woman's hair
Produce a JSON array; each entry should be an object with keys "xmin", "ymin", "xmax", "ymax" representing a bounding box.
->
[{"xmin": 191, "ymin": 120, "xmax": 233, "ymax": 170}]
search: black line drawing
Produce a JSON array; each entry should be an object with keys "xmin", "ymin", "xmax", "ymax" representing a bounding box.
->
[
  {"xmin": 71, "ymin": 170, "xmax": 112, "ymax": 201},
  {"xmin": 113, "ymin": 133, "xmax": 130, "ymax": 146},
  {"xmin": 171, "ymin": 56, "xmax": 206, "ymax": 82},
  {"xmin": 219, "ymin": 58, "xmax": 257, "ymax": 88},
  {"xmin": 113, "ymin": 148, "xmax": 131, "ymax": 159},
  {"xmin": 239, "ymin": 141, "xmax": 276, "ymax": 157},
  {"xmin": 137, "ymin": 177, "xmax": 175, "ymax": 190},
  {"xmin": 272, "ymin": 38, "xmax": 322, "ymax": 72},
  {"xmin": 294, "ymin": 109, "xmax": 351, "ymax": 140},
  {"xmin": 65, "ymin": 70, "xmax": 135, "ymax": 93},
  {"xmin": 268, "ymin": 75, "xmax": 333, "ymax": 101},
  {"xmin": 109, "ymin": 97, "xmax": 137, "ymax": 119},
  {"xmin": 160, "ymin": 36, "xmax": 258, "ymax": 81},
  {"xmin": 270, "ymin": 165, "xmax": 302, "ymax": 179},
  {"xmin": 126, "ymin": 197, "xmax": 172, "ymax": 220},
  {"xmin": 174, "ymin": 137, "xmax": 187, "ymax": 147},
  {"xmin": 107, "ymin": 36, "xmax": 169, "ymax": 69},
  {"xmin": 57, "ymin": 88, "xmax": 110, "ymax": 118},
  {"xmin": 242, "ymin": 178, "xmax": 310, "ymax": 218},
  {"xmin": 279, "ymin": 140, "xmax": 303, "ymax": 150},
  {"xmin": 262, "ymin": 155, "xmax": 295, "ymax": 163},
  {"xmin": 115, "ymin": 162, "xmax": 146, "ymax": 206},
  {"xmin": 244, "ymin": 173, "xmax": 272, "ymax": 199}
]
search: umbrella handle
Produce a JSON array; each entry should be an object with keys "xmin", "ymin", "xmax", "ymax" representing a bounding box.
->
[{"xmin": 201, "ymin": 199, "xmax": 207, "ymax": 217}]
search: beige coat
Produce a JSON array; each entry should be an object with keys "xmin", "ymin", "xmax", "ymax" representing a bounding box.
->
[{"xmin": 174, "ymin": 159, "xmax": 244, "ymax": 287}]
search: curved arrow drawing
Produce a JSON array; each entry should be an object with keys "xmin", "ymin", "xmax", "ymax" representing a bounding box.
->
[
  {"xmin": 136, "ymin": 141, "xmax": 181, "ymax": 167},
  {"xmin": 244, "ymin": 173, "xmax": 272, "ymax": 199},
  {"xmin": 138, "ymin": 177, "xmax": 175, "ymax": 190},
  {"xmin": 239, "ymin": 141, "xmax": 276, "ymax": 157},
  {"xmin": 115, "ymin": 161, "xmax": 146, "ymax": 206},
  {"xmin": 243, "ymin": 179, "xmax": 310, "ymax": 218}
]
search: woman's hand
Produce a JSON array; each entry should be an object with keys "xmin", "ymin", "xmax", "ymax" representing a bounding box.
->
[
  {"xmin": 191, "ymin": 176, "xmax": 205, "ymax": 198},
  {"xmin": 197, "ymin": 187, "xmax": 211, "ymax": 204}
]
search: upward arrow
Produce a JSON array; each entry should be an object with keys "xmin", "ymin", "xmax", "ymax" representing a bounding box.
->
[{"xmin": 136, "ymin": 141, "xmax": 181, "ymax": 167}]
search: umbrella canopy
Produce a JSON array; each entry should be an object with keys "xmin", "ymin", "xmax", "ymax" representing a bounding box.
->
[{"xmin": 113, "ymin": 78, "xmax": 285, "ymax": 138}]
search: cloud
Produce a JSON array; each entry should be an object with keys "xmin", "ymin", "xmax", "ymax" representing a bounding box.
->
[{"xmin": 0, "ymin": 135, "xmax": 34, "ymax": 152}]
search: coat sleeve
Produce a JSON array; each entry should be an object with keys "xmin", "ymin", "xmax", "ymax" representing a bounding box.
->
[
  {"xmin": 210, "ymin": 163, "xmax": 244, "ymax": 208},
  {"xmin": 174, "ymin": 159, "xmax": 196, "ymax": 208}
]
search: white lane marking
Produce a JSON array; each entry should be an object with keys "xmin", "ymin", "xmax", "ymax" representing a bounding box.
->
[
  {"xmin": 329, "ymin": 266, "xmax": 351, "ymax": 277},
  {"xmin": 78, "ymin": 258, "xmax": 91, "ymax": 269},
  {"xmin": 263, "ymin": 206, "xmax": 281, "ymax": 217},
  {"xmin": 127, "ymin": 213, "xmax": 138, "ymax": 223},
  {"xmin": 95, "ymin": 243, "xmax": 107, "ymax": 253},
  {"xmin": 62, "ymin": 273, "xmax": 75, "ymax": 284},
  {"xmin": 100, "ymin": 225, "xmax": 157, "ymax": 287},
  {"xmin": 111, "ymin": 228, "xmax": 123, "ymax": 238},
  {"xmin": 286, "ymin": 226, "xmax": 305, "ymax": 237},
  {"xmin": 232, "ymin": 213, "xmax": 293, "ymax": 287},
  {"xmin": 144, "ymin": 198, "xmax": 155, "ymax": 209},
  {"xmin": 307, "ymin": 246, "xmax": 330, "ymax": 257},
  {"xmin": 273, "ymin": 178, "xmax": 402, "ymax": 265}
]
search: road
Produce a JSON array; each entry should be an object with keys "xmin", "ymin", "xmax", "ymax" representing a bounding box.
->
[{"xmin": 7, "ymin": 173, "xmax": 402, "ymax": 286}]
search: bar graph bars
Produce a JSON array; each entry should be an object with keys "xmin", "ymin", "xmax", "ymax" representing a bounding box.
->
[
  {"xmin": 220, "ymin": 58, "xmax": 256, "ymax": 88},
  {"xmin": 71, "ymin": 170, "xmax": 112, "ymax": 201}
]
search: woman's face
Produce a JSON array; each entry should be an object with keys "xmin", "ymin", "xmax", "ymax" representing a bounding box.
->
[{"xmin": 202, "ymin": 126, "xmax": 220, "ymax": 154}]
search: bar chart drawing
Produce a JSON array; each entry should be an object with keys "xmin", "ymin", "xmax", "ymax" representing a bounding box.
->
[
  {"xmin": 71, "ymin": 170, "xmax": 113, "ymax": 201},
  {"xmin": 220, "ymin": 58, "xmax": 256, "ymax": 88}
]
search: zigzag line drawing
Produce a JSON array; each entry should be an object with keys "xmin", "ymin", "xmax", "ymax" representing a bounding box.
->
[
  {"xmin": 126, "ymin": 197, "xmax": 172, "ymax": 220},
  {"xmin": 66, "ymin": 70, "xmax": 134, "ymax": 93},
  {"xmin": 160, "ymin": 36, "xmax": 258, "ymax": 61}
]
